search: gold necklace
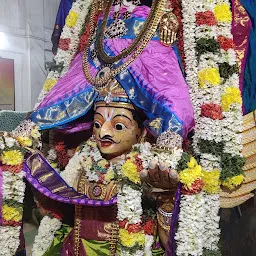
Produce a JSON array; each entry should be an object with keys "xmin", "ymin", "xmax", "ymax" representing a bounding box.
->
[
  {"xmin": 83, "ymin": 0, "xmax": 166, "ymax": 88},
  {"xmin": 74, "ymin": 172, "xmax": 86, "ymax": 256},
  {"xmin": 96, "ymin": 0, "xmax": 162, "ymax": 64}
]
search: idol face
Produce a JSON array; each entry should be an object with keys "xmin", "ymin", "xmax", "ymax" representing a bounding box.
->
[{"xmin": 93, "ymin": 107, "xmax": 142, "ymax": 158}]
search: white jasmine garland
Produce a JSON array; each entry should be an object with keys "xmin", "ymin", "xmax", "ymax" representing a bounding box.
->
[
  {"xmin": 32, "ymin": 216, "xmax": 62, "ymax": 256},
  {"xmin": 203, "ymin": 194, "xmax": 220, "ymax": 250},
  {"xmin": 175, "ymin": 193, "xmax": 206, "ymax": 256},
  {"xmin": 2, "ymin": 172, "xmax": 26, "ymax": 203},
  {"xmin": 0, "ymin": 226, "xmax": 21, "ymax": 256},
  {"xmin": 117, "ymin": 185, "xmax": 143, "ymax": 224},
  {"xmin": 144, "ymin": 235, "xmax": 154, "ymax": 256},
  {"xmin": 200, "ymin": 153, "xmax": 221, "ymax": 170},
  {"xmin": 60, "ymin": 151, "xmax": 83, "ymax": 187}
]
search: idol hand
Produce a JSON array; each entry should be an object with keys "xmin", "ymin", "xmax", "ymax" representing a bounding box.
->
[{"xmin": 140, "ymin": 160, "xmax": 179, "ymax": 190}]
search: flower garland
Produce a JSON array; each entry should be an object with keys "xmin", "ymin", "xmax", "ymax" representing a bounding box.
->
[
  {"xmin": 175, "ymin": 153, "xmax": 221, "ymax": 255},
  {"xmin": 31, "ymin": 216, "xmax": 62, "ymax": 256},
  {"xmin": 179, "ymin": 0, "xmax": 244, "ymax": 254},
  {"xmin": 0, "ymin": 121, "xmax": 41, "ymax": 255},
  {"xmin": 34, "ymin": 137, "xmax": 184, "ymax": 255},
  {"xmin": 35, "ymin": 0, "xmax": 93, "ymax": 108}
]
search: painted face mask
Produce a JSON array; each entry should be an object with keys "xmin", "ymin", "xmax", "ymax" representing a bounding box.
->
[{"xmin": 93, "ymin": 107, "xmax": 142, "ymax": 158}]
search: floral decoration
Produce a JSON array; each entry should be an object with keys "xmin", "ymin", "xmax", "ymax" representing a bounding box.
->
[
  {"xmin": 32, "ymin": 216, "xmax": 62, "ymax": 256},
  {"xmin": 214, "ymin": 3, "xmax": 232, "ymax": 22},
  {"xmin": 198, "ymin": 68, "xmax": 221, "ymax": 88},
  {"xmin": 196, "ymin": 11, "xmax": 217, "ymax": 26},
  {"xmin": 179, "ymin": 0, "xmax": 244, "ymax": 254},
  {"xmin": 221, "ymin": 87, "xmax": 242, "ymax": 111},
  {"xmin": 66, "ymin": 11, "xmax": 79, "ymax": 28},
  {"xmin": 0, "ymin": 121, "xmax": 41, "ymax": 255},
  {"xmin": 201, "ymin": 103, "xmax": 223, "ymax": 120},
  {"xmin": 36, "ymin": 137, "xmax": 184, "ymax": 255}
]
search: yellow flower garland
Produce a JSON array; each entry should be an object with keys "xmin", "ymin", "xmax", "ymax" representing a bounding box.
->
[
  {"xmin": 2, "ymin": 205, "xmax": 22, "ymax": 222},
  {"xmin": 17, "ymin": 136, "xmax": 33, "ymax": 147},
  {"xmin": 105, "ymin": 169, "xmax": 115, "ymax": 183},
  {"xmin": 43, "ymin": 79, "xmax": 57, "ymax": 92},
  {"xmin": 221, "ymin": 87, "xmax": 242, "ymax": 111},
  {"xmin": 179, "ymin": 157, "xmax": 203, "ymax": 188},
  {"xmin": 214, "ymin": 3, "xmax": 232, "ymax": 22},
  {"xmin": 66, "ymin": 11, "xmax": 79, "ymax": 27},
  {"xmin": 119, "ymin": 229, "xmax": 145, "ymax": 248},
  {"xmin": 121, "ymin": 160, "xmax": 141, "ymax": 184},
  {"xmin": 222, "ymin": 174, "xmax": 244, "ymax": 190},
  {"xmin": 31, "ymin": 128, "xmax": 41, "ymax": 139},
  {"xmin": 202, "ymin": 170, "xmax": 220, "ymax": 194},
  {"xmin": 198, "ymin": 68, "xmax": 221, "ymax": 88},
  {"xmin": 1, "ymin": 150, "xmax": 24, "ymax": 166}
]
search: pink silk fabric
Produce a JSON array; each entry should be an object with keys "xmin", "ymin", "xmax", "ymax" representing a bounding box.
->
[{"xmin": 38, "ymin": 5, "xmax": 194, "ymax": 137}]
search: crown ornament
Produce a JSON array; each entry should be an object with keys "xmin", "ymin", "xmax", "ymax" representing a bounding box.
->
[
  {"xmin": 94, "ymin": 70, "xmax": 135, "ymax": 110},
  {"xmin": 152, "ymin": 129, "xmax": 183, "ymax": 153}
]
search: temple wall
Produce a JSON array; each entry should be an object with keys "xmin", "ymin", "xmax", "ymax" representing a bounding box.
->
[{"xmin": 0, "ymin": 0, "xmax": 60, "ymax": 111}]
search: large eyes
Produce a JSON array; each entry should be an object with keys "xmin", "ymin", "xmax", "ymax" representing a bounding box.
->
[
  {"xmin": 114, "ymin": 123, "xmax": 126, "ymax": 131},
  {"xmin": 94, "ymin": 121, "xmax": 102, "ymax": 129}
]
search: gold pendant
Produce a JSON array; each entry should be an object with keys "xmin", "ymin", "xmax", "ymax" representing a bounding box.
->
[
  {"xmin": 160, "ymin": 12, "xmax": 179, "ymax": 47},
  {"xmin": 88, "ymin": 183, "xmax": 107, "ymax": 200}
]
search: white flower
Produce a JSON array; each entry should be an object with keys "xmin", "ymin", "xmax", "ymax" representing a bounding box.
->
[
  {"xmin": 117, "ymin": 185, "xmax": 143, "ymax": 224},
  {"xmin": 32, "ymin": 216, "xmax": 62, "ymax": 256},
  {"xmin": 3, "ymin": 172, "xmax": 26, "ymax": 203},
  {"xmin": 46, "ymin": 149, "xmax": 57, "ymax": 161},
  {"xmin": 60, "ymin": 152, "xmax": 82, "ymax": 188},
  {"xmin": 0, "ymin": 226, "xmax": 21, "ymax": 256},
  {"xmin": 175, "ymin": 193, "xmax": 206, "ymax": 256},
  {"xmin": 0, "ymin": 138, "xmax": 5, "ymax": 150},
  {"xmin": 4, "ymin": 136, "xmax": 16, "ymax": 148},
  {"xmin": 120, "ymin": 249, "xmax": 144, "ymax": 256},
  {"xmin": 144, "ymin": 235, "xmax": 154, "ymax": 256}
]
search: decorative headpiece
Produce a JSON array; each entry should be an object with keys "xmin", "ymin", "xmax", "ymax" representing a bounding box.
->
[{"xmin": 94, "ymin": 68, "xmax": 135, "ymax": 110}]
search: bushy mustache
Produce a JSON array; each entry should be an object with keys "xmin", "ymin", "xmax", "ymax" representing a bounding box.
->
[{"xmin": 99, "ymin": 135, "xmax": 121, "ymax": 144}]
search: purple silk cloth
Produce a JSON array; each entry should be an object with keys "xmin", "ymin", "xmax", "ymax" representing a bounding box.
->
[
  {"xmin": 37, "ymin": 5, "xmax": 194, "ymax": 137},
  {"xmin": 56, "ymin": 121, "xmax": 93, "ymax": 134},
  {"xmin": 24, "ymin": 153, "xmax": 117, "ymax": 206},
  {"xmin": 166, "ymin": 182, "xmax": 181, "ymax": 256},
  {"xmin": 38, "ymin": 52, "xmax": 96, "ymax": 109},
  {"xmin": 232, "ymin": 0, "xmax": 252, "ymax": 114},
  {"xmin": 0, "ymin": 166, "xmax": 2, "ymax": 225}
]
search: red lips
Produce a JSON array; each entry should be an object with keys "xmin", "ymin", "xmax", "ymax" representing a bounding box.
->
[{"xmin": 100, "ymin": 140, "xmax": 114, "ymax": 148}]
